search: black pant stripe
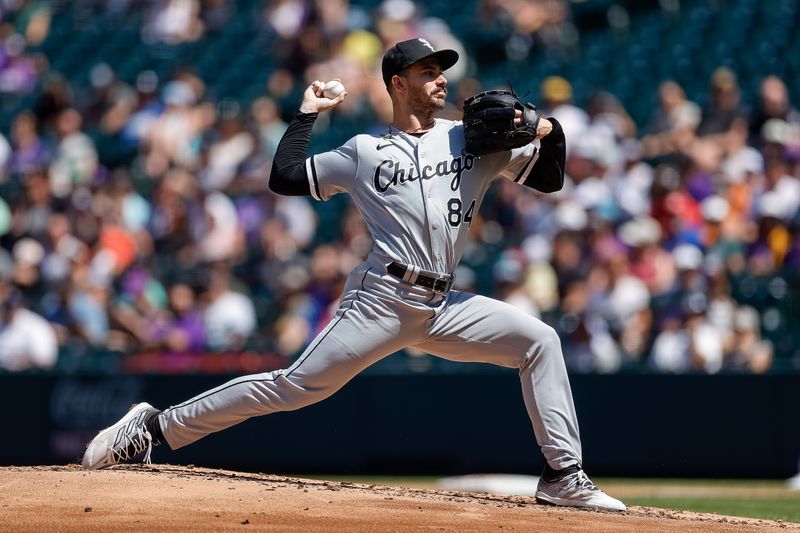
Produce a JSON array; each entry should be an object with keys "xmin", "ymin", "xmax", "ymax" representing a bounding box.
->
[{"xmin": 164, "ymin": 268, "xmax": 372, "ymax": 415}]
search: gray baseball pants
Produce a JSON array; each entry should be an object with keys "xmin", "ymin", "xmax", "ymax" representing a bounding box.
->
[{"xmin": 158, "ymin": 260, "xmax": 582, "ymax": 469}]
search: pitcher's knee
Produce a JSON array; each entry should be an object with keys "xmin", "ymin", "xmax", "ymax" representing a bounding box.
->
[
  {"xmin": 540, "ymin": 325, "xmax": 563, "ymax": 354},
  {"xmin": 274, "ymin": 375, "xmax": 340, "ymax": 411},
  {"xmin": 285, "ymin": 390, "xmax": 329, "ymax": 411},
  {"xmin": 266, "ymin": 387, "xmax": 326, "ymax": 412},
  {"xmin": 522, "ymin": 324, "xmax": 564, "ymax": 367}
]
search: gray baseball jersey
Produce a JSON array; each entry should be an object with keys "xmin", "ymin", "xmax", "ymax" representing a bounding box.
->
[
  {"xmin": 306, "ymin": 119, "xmax": 539, "ymax": 273},
  {"xmin": 158, "ymin": 118, "xmax": 583, "ymax": 471}
]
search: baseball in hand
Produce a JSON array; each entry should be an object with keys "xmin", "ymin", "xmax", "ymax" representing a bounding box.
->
[{"xmin": 323, "ymin": 80, "xmax": 345, "ymax": 99}]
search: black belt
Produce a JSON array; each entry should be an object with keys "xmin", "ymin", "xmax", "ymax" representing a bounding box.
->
[{"xmin": 387, "ymin": 262, "xmax": 454, "ymax": 294}]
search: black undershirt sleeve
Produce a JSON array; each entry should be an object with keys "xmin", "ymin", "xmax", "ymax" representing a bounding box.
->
[
  {"xmin": 268, "ymin": 111, "xmax": 318, "ymax": 196},
  {"xmin": 522, "ymin": 117, "xmax": 566, "ymax": 193}
]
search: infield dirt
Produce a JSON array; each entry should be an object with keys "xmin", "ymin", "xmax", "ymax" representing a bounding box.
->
[{"xmin": 1, "ymin": 465, "xmax": 797, "ymax": 532}]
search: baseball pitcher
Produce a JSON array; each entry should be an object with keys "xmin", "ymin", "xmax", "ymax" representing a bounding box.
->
[{"xmin": 82, "ymin": 38, "xmax": 625, "ymax": 512}]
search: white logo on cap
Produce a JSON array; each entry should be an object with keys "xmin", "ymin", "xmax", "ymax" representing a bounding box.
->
[{"xmin": 418, "ymin": 38, "xmax": 435, "ymax": 52}]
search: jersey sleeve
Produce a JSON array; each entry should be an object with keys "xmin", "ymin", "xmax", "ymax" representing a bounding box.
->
[
  {"xmin": 305, "ymin": 137, "xmax": 358, "ymax": 201},
  {"xmin": 497, "ymin": 140, "xmax": 541, "ymax": 184}
]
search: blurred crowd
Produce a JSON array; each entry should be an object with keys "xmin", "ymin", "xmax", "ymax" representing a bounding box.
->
[
  {"xmin": 504, "ymin": 70, "xmax": 799, "ymax": 374},
  {"xmin": 0, "ymin": 0, "xmax": 798, "ymax": 374}
]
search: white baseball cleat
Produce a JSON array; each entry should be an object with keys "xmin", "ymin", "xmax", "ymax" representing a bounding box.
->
[
  {"xmin": 82, "ymin": 402, "xmax": 158, "ymax": 470},
  {"xmin": 535, "ymin": 467, "xmax": 626, "ymax": 512}
]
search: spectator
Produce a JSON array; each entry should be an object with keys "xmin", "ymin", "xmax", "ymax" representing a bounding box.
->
[
  {"xmin": 32, "ymin": 73, "xmax": 72, "ymax": 134},
  {"xmin": 67, "ymin": 263, "xmax": 110, "ymax": 348},
  {"xmin": 611, "ymin": 139, "xmax": 655, "ymax": 218},
  {"xmin": 11, "ymin": 236, "xmax": 45, "ymax": 291},
  {"xmin": 203, "ymin": 264, "xmax": 256, "ymax": 352},
  {"xmin": 0, "ymin": 31, "xmax": 40, "ymax": 95},
  {"xmin": 48, "ymin": 108, "xmax": 98, "ymax": 198},
  {"xmin": 9, "ymin": 111, "xmax": 49, "ymax": 177},
  {"xmin": 585, "ymin": 91, "xmax": 637, "ymax": 145},
  {"xmin": 749, "ymin": 191, "xmax": 793, "ymax": 275},
  {"xmin": 720, "ymin": 118, "xmax": 764, "ymax": 186},
  {"xmin": 117, "ymin": 70, "xmax": 164, "ymax": 148},
  {"xmin": 493, "ymin": 249, "xmax": 540, "ymax": 318},
  {"xmin": 641, "ymin": 80, "xmax": 701, "ymax": 160},
  {"xmin": 650, "ymin": 314, "xmax": 690, "ymax": 373},
  {"xmin": 111, "ymin": 265, "xmax": 170, "ymax": 349},
  {"xmin": 472, "ymin": 0, "xmax": 575, "ymax": 63},
  {"xmin": 198, "ymin": 191, "xmax": 245, "ymax": 263},
  {"xmin": 199, "ymin": 109, "xmax": 256, "ymax": 191},
  {"xmin": 539, "ymin": 76, "xmax": 590, "ymax": 148},
  {"xmin": 724, "ymin": 305, "xmax": 772, "ymax": 373},
  {"xmin": 9, "ymin": 1, "xmax": 52, "ymax": 46},
  {"xmin": 142, "ymin": 0, "xmax": 205, "ymax": 45},
  {"xmin": 687, "ymin": 309, "xmax": 724, "ymax": 374},
  {"xmin": 760, "ymin": 154, "xmax": 800, "ymax": 224},
  {"xmin": 696, "ymin": 67, "xmax": 749, "ymax": 138},
  {"xmin": 749, "ymin": 75, "xmax": 800, "ymax": 148},
  {"xmin": 557, "ymin": 276, "xmax": 621, "ymax": 374},
  {"xmin": 145, "ymin": 79, "xmax": 214, "ymax": 174},
  {"xmin": 162, "ymin": 281, "xmax": 205, "ymax": 353},
  {"xmin": 601, "ymin": 253, "xmax": 651, "ymax": 365},
  {"xmin": 250, "ymin": 97, "xmax": 288, "ymax": 161},
  {"xmin": 0, "ymin": 283, "xmax": 58, "ymax": 371},
  {"xmin": 19, "ymin": 166, "xmax": 53, "ymax": 238},
  {"xmin": 618, "ymin": 216, "xmax": 675, "ymax": 297},
  {"xmin": 148, "ymin": 168, "xmax": 202, "ymax": 266}
]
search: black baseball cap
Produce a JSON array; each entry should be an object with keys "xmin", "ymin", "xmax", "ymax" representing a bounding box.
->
[{"xmin": 381, "ymin": 38, "xmax": 459, "ymax": 88}]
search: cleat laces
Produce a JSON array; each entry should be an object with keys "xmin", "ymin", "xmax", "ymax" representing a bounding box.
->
[
  {"xmin": 571, "ymin": 470, "xmax": 598, "ymax": 492},
  {"xmin": 107, "ymin": 425, "xmax": 153, "ymax": 466}
]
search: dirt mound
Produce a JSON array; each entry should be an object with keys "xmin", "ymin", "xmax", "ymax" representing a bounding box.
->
[{"xmin": 0, "ymin": 465, "xmax": 796, "ymax": 532}]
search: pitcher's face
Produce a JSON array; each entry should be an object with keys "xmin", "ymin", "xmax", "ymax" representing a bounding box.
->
[{"xmin": 399, "ymin": 58, "xmax": 448, "ymax": 113}]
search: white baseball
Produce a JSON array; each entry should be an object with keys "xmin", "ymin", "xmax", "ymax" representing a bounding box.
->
[{"xmin": 323, "ymin": 80, "xmax": 345, "ymax": 99}]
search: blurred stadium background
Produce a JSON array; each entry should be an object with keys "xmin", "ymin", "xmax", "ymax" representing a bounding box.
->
[{"xmin": 0, "ymin": 0, "xmax": 799, "ymax": 482}]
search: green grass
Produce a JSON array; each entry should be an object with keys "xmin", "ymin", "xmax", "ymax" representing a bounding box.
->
[
  {"xmin": 599, "ymin": 478, "xmax": 800, "ymax": 523},
  {"xmin": 297, "ymin": 475, "xmax": 800, "ymax": 523},
  {"xmin": 620, "ymin": 496, "xmax": 800, "ymax": 522}
]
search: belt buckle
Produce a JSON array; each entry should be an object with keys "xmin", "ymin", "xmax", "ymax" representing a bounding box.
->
[{"xmin": 432, "ymin": 274, "xmax": 454, "ymax": 294}]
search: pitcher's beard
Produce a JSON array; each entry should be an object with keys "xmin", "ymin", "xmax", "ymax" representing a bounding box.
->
[{"xmin": 409, "ymin": 90, "xmax": 447, "ymax": 116}]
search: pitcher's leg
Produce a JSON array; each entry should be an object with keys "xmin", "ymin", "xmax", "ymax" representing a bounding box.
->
[
  {"xmin": 418, "ymin": 291, "xmax": 581, "ymax": 469},
  {"xmin": 517, "ymin": 325, "xmax": 582, "ymax": 468},
  {"xmin": 160, "ymin": 296, "xmax": 408, "ymax": 449}
]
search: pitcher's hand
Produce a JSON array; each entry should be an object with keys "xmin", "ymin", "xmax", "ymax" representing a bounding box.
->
[{"xmin": 299, "ymin": 79, "xmax": 347, "ymax": 113}]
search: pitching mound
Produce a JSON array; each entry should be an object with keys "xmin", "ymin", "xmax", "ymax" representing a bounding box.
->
[{"xmin": 1, "ymin": 465, "xmax": 797, "ymax": 532}]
